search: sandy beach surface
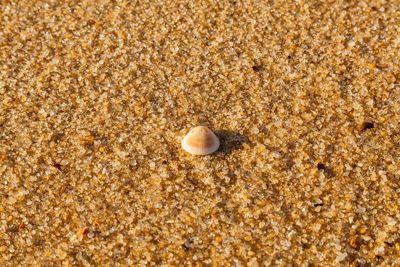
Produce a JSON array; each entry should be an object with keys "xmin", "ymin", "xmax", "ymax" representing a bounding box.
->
[{"xmin": 1, "ymin": 0, "xmax": 399, "ymax": 265}]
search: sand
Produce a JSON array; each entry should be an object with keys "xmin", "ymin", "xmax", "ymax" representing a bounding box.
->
[{"xmin": 0, "ymin": 0, "xmax": 399, "ymax": 265}]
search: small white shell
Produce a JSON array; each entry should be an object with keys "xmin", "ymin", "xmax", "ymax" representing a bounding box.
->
[{"xmin": 181, "ymin": 126, "xmax": 220, "ymax": 155}]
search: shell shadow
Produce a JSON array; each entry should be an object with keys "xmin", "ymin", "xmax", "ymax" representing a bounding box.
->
[{"xmin": 214, "ymin": 130, "xmax": 248, "ymax": 155}]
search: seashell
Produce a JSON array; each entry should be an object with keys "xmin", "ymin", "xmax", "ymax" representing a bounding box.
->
[{"xmin": 181, "ymin": 126, "xmax": 220, "ymax": 155}]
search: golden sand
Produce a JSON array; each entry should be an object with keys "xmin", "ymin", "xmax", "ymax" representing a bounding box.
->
[{"xmin": 0, "ymin": 0, "xmax": 399, "ymax": 265}]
